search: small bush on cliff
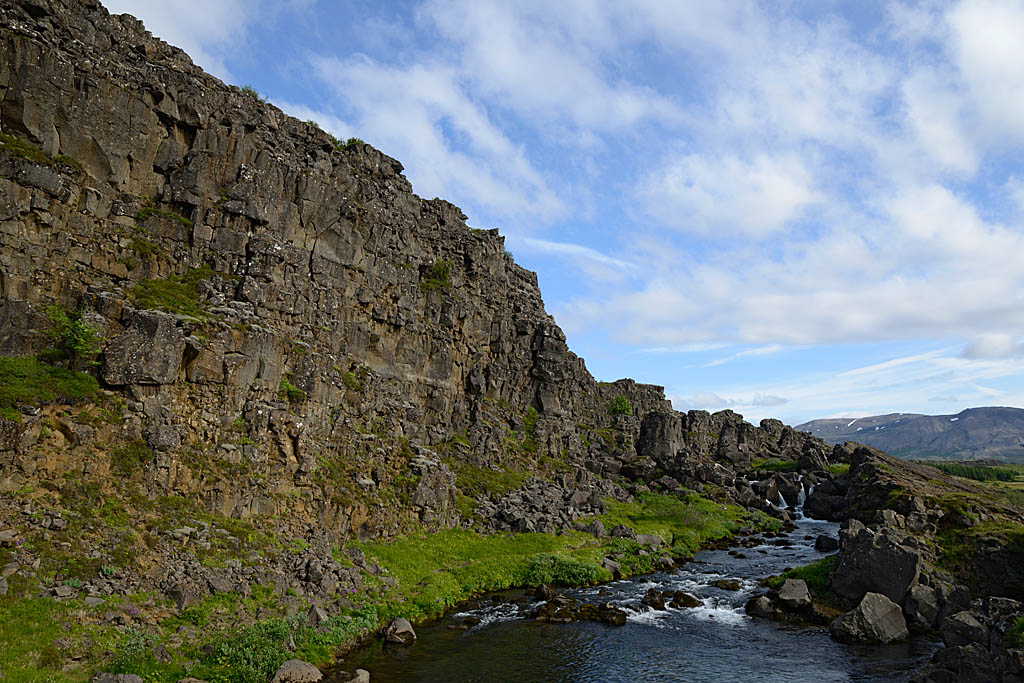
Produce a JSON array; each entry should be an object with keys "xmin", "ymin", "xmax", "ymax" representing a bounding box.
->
[
  {"xmin": 1007, "ymin": 615, "xmax": 1024, "ymax": 648},
  {"xmin": 523, "ymin": 554, "xmax": 602, "ymax": 586},
  {"xmin": 279, "ymin": 375, "xmax": 306, "ymax": 402},
  {"xmin": 765, "ymin": 555, "xmax": 837, "ymax": 595},
  {"xmin": 420, "ymin": 260, "xmax": 453, "ymax": 292},
  {"xmin": 240, "ymin": 84, "xmax": 266, "ymax": 103},
  {"xmin": 0, "ymin": 356, "xmax": 98, "ymax": 421},
  {"xmin": 130, "ymin": 265, "xmax": 215, "ymax": 317},
  {"xmin": 608, "ymin": 394, "xmax": 633, "ymax": 416},
  {"xmin": 45, "ymin": 304, "xmax": 103, "ymax": 369},
  {"xmin": 0, "ymin": 132, "xmax": 83, "ymax": 172}
]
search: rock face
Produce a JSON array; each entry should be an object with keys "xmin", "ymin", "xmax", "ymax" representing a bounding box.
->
[
  {"xmin": 830, "ymin": 592, "xmax": 909, "ymax": 644},
  {"xmin": 0, "ymin": 0, "xmax": 838, "ymax": 560},
  {"xmin": 830, "ymin": 519, "xmax": 923, "ymax": 604}
]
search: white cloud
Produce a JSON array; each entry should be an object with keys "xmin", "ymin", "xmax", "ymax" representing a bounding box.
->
[
  {"xmin": 517, "ymin": 238, "xmax": 633, "ymax": 270},
  {"xmin": 948, "ymin": 0, "xmax": 1024, "ymax": 144},
  {"xmin": 962, "ymin": 334, "xmax": 1024, "ymax": 359},
  {"xmin": 637, "ymin": 154, "xmax": 821, "ymax": 237},
  {"xmin": 705, "ymin": 345, "xmax": 785, "ymax": 368},
  {"xmin": 310, "ymin": 55, "xmax": 563, "ymax": 224}
]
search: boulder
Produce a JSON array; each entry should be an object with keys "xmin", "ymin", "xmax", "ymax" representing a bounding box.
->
[
  {"xmin": 602, "ymin": 557, "xmax": 622, "ymax": 580},
  {"xmin": 382, "ymin": 617, "xmax": 416, "ymax": 645},
  {"xmin": 270, "ymin": 660, "xmax": 322, "ymax": 683},
  {"xmin": 814, "ymin": 535, "xmax": 839, "ymax": 552},
  {"xmin": 534, "ymin": 584, "xmax": 557, "ymax": 601},
  {"xmin": 941, "ymin": 611, "xmax": 989, "ymax": 648},
  {"xmin": 307, "ymin": 604, "xmax": 329, "ymax": 628},
  {"xmin": 340, "ymin": 670, "xmax": 371, "ymax": 683},
  {"xmin": 641, "ymin": 588, "xmax": 666, "ymax": 610},
  {"xmin": 777, "ymin": 579, "xmax": 811, "ymax": 609},
  {"xmin": 830, "ymin": 525, "xmax": 922, "ymax": 604},
  {"xmin": 635, "ymin": 533, "xmax": 662, "ymax": 547},
  {"xmin": 610, "ymin": 524, "xmax": 636, "ymax": 540},
  {"xmin": 830, "ymin": 592, "xmax": 909, "ymax": 644},
  {"xmin": 671, "ymin": 591, "xmax": 701, "ymax": 608},
  {"xmin": 903, "ymin": 584, "xmax": 939, "ymax": 630},
  {"xmin": 745, "ymin": 595, "xmax": 773, "ymax": 618},
  {"xmin": 714, "ymin": 579, "xmax": 742, "ymax": 591}
]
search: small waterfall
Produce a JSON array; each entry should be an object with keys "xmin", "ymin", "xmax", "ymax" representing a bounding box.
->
[
  {"xmin": 776, "ymin": 491, "xmax": 787, "ymax": 509},
  {"xmin": 793, "ymin": 476, "xmax": 806, "ymax": 519}
]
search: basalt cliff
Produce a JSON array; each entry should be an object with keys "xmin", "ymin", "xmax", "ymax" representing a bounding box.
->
[{"xmin": 0, "ymin": 1, "xmax": 1021, "ymax": 681}]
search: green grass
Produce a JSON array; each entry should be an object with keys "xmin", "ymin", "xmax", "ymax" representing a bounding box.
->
[
  {"xmin": 278, "ymin": 376, "xmax": 306, "ymax": 402},
  {"xmin": 111, "ymin": 440, "xmax": 153, "ymax": 476},
  {"xmin": 0, "ymin": 132, "xmax": 82, "ymax": 172},
  {"xmin": 597, "ymin": 491, "xmax": 777, "ymax": 556},
  {"xmin": 1007, "ymin": 615, "xmax": 1024, "ymax": 648},
  {"xmin": 130, "ymin": 265, "xmax": 215, "ymax": 317},
  {"xmin": 766, "ymin": 555, "xmax": 837, "ymax": 594},
  {"xmin": 0, "ymin": 356, "xmax": 99, "ymax": 421},
  {"xmin": 358, "ymin": 528, "xmax": 606, "ymax": 621},
  {"xmin": 827, "ymin": 463, "xmax": 850, "ymax": 475},
  {"xmin": 921, "ymin": 461, "xmax": 1023, "ymax": 483},
  {"xmin": 447, "ymin": 461, "xmax": 527, "ymax": 498}
]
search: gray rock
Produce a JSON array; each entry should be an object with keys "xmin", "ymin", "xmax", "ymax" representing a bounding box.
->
[
  {"xmin": 91, "ymin": 675, "xmax": 143, "ymax": 683},
  {"xmin": 903, "ymin": 584, "xmax": 939, "ymax": 629},
  {"xmin": 814, "ymin": 535, "xmax": 839, "ymax": 552},
  {"xmin": 635, "ymin": 533, "xmax": 662, "ymax": 547},
  {"xmin": 382, "ymin": 617, "xmax": 416, "ymax": 645},
  {"xmin": 777, "ymin": 579, "xmax": 811, "ymax": 609},
  {"xmin": 830, "ymin": 525, "xmax": 921, "ymax": 604},
  {"xmin": 602, "ymin": 557, "xmax": 622, "ymax": 580},
  {"xmin": 641, "ymin": 588, "xmax": 665, "ymax": 610},
  {"xmin": 307, "ymin": 604, "xmax": 329, "ymax": 628},
  {"xmin": 270, "ymin": 659, "xmax": 322, "ymax": 683},
  {"xmin": 610, "ymin": 524, "xmax": 636, "ymax": 540},
  {"xmin": 582, "ymin": 519, "xmax": 606, "ymax": 538},
  {"xmin": 830, "ymin": 592, "xmax": 909, "ymax": 644},
  {"xmin": 339, "ymin": 671, "xmax": 370, "ymax": 683},
  {"xmin": 745, "ymin": 595, "xmax": 773, "ymax": 618},
  {"xmin": 941, "ymin": 611, "xmax": 989, "ymax": 648}
]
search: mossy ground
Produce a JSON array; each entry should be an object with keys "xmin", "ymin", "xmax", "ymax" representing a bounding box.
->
[{"xmin": 0, "ymin": 356, "xmax": 99, "ymax": 421}]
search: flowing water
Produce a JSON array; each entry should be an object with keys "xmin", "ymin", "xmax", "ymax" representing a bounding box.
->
[{"xmin": 336, "ymin": 491, "xmax": 938, "ymax": 682}]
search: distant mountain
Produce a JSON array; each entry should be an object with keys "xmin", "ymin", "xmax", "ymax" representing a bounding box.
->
[{"xmin": 795, "ymin": 407, "xmax": 1024, "ymax": 463}]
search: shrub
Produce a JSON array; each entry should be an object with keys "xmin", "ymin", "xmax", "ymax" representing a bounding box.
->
[
  {"xmin": 522, "ymin": 554, "xmax": 602, "ymax": 587},
  {"xmin": 608, "ymin": 395, "xmax": 633, "ymax": 416},
  {"xmin": 46, "ymin": 305, "xmax": 103, "ymax": 369},
  {"xmin": 420, "ymin": 260, "xmax": 453, "ymax": 292},
  {"xmin": 0, "ymin": 132, "xmax": 83, "ymax": 172},
  {"xmin": 240, "ymin": 85, "xmax": 266, "ymax": 103},
  {"xmin": 111, "ymin": 440, "xmax": 153, "ymax": 476},
  {"xmin": 279, "ymin": 375, "xmax": 306, "ymax": 402}
]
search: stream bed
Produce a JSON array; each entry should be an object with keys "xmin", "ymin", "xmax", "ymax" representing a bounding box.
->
[{"xmin": 334, "ymin": 515, "xmax": 938, "ymax": 682}]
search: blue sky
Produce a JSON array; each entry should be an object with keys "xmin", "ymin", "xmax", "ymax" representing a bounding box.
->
[{"xmin": 107, "ymin": 0, "xmax": 1024, "ymax": 425}]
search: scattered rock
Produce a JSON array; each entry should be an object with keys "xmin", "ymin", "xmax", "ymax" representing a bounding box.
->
[
  {"xmin": 670, "ymin": 591, "xmax": 702, "ymax": 609},
  {"xmin": 382, "ymin": 617, "xmax": 416, "ymax": 645},
  {"xmin": 714, "ymin": 579, "xmax": 742, "ymax": 591},
  {"xmin": 91, "ymin": 675, "xmax": 143, "ymax": 683},
  {"xmin": 534, "ymin": 584, "xmax": 557, "ymax": 601},
  {"xmin": 270, "ymin": 659, "xmax": 322, "ymax": 683},
  {"xmin": 745, "ymin": 595, "xmax": 773, "ymax": 618}
]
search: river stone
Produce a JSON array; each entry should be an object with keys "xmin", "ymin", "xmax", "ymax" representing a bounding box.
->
[
  {"xmin": 671, "ymin": 591, "xmax": 702, "ymax": 608},
  {"xmin": 745, "ymin": 595, "xmax": 773, "ymax": 618},
  {"xmin": 830, "ymin": 592, "xmax": 909, "ymax": 644},
  {"xmin": 339, "ymin": 670, "xmax": 371, "ymax": 683},
  {"xmin": 534, "ymin": 584, "xmax": 557, "ymax": 601},
  {"xmin": 269, "ymin": 659, "xmax": 322, "ymax": 683},
  {"xmin": 383, "ymin": 617, "xmax": 417, "ymax": 645},
  {"xmin": 777, "ymin": 579, "xmax": 811, "ymax": 609},
  {"xmin": 714, "ymin": 579, "xmax": 742, "ymax": 591},
  {"xmin": 656, "ymin": 555, "xmax": 674, "ymax": 570},
  {"xmin": 641, "ymin": 588, "xmax": 666, "ymax": 610},
  {"xmin": 814, "ymin": 535, "xmax": 839, "ymax": 552},
  {"xmin": 597, "ymin": 603, "xmax": 627, "ymax": 626}
]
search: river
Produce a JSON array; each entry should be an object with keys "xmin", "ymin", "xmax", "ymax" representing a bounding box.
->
[{"xmin": 336, "ymin": 509, "xmax": 938, "ymax": 681}]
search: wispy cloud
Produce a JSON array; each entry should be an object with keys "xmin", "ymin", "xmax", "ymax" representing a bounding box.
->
[{"xmin": 704, "ymin": 345, "xmax": 785, "ymax": 368}]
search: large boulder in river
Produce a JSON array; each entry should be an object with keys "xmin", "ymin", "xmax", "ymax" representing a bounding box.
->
[
  {"xmin": 777, "ymin": 579, "xmax": 811, "ymax": 609},
  {"xmin": 270, "ymin": 659, "xmax": 323, "ymax": 683},
  {"xmin": 829, "ymin": 521, "xmax": 922, "ymax": 604},
  {"xmin": 903, "ymin": 584, "xmax": 940, "ymax": 630},
  {"xmin": 830, "ymin": 592, "xmax": 909, "ymax": 644},
  {"xmin": 383, "ymin": 617, "xmax": 417, "ymax": 645}
]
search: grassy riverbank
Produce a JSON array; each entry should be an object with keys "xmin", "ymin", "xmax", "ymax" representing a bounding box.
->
[{"xmin": 0, "ymin": 492, "xmax": 778, "ymax": 682}]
